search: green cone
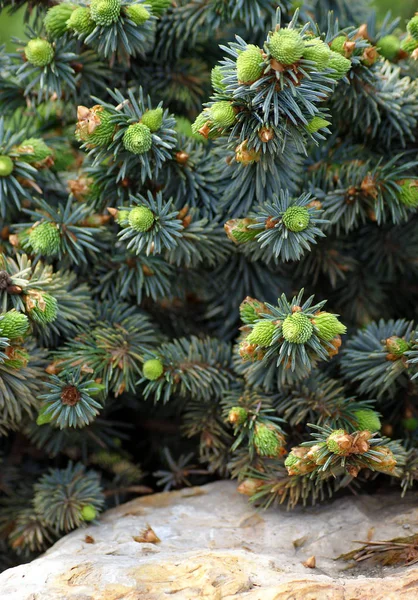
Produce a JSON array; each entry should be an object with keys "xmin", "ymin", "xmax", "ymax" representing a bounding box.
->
[
  {"xmin": 353, "ymin": 409, "xmax": 381, "ymax": 432},
  {"xmin": 141, "ymin": 108, "xmax": 163, "ymax": 132},
  {"xmin": 268, "ymin": 29, "xmax": 304, "ymax": 65},
  {"xmin": 67, "ymin": 7, "xmax": 96, "ymax": 35},
  {"xmin": 0, "ymin": 311, "xmax": 30, "ymax": 339},
  {"xmin": 125, "ymin": 4, "xmax": 150, "ymax": 25},
  {"xmin": 90, "ymin": 0, "xmax": 121, "ymax": 26},
  {"xmin": 128, "ymin": 206, "xmax": 155, "ymax": 232},
  {"xmin": 143, "ymin": 358, "xmax": 164, "ymax": 380},
  {"xmin": 313, "ymin": 312, "xmax": 346, "ymax": 342},
  {"xmin": 236, "ymin": 44, "xmax": 264, "ymax": 84},
  {"xmin": 327, "ymin": 51, "xmax": 351, "ymax": 80},
  {"xmin": 398, "ymin": 179, "xmax": 418, "ymax": 208},
  {"xmin": 44, "ymin": 3, "xmax": 75, "ymax": 39},
  {"xmin": 24, "ymin": 39, "xmax": 54, "ymax": 67},
  {"xmin": 377, "ymin": 35, "xmax": 400, "ymax": 60},
  {"xmin": 209, "ymin": 101, "xmax": 236, "ymax": 129},
  {"xmin": 282, "ymin": 312, "xmax": 313, "ymax": 344},
  {"xmin": 282, "ymin": 206, "xmax": 310, "ymax": 232},
  {"xmin": 211, "ymin": 65, "xmax": 227, "ymax": 92},
  {"xmin": 247, "ymin": 320, "xmax": 276, "ymax": 347},
  {"xmin": 0, "ymin": 155, "xmax": 14, "ymax": 177},
  {"xmin": 303, "ymin": 38, "xmax": 331, "ymax": 70},
  {"xmin": 123, "ymin": 123, "xmax": 153, "ymax": 154},
  {"xmin": 254, "ymin": 423, "xmax": 285, "ymax": 458},
  {"xmin": 27, "ymin": 292, "xmax": 58, "ymax": 325},
  {"xmin": 29, "ymin": 222, "xmax": 61, "ymax": 256},
  {"xmin": 17, "ymin": 138, "xmax": 53, "ymax": 166},
  {"xmin": 80, "ymin": 504, "xmax": 97, "ymax": 521},
  {"xmin": 407, "ymin": 15, "xmax": 418, "ymax": 41}
]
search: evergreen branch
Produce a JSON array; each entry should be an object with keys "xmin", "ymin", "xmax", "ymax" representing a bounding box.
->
[{"xmin": 140, "ymin": 336, "xmax": 234, "ymax": 403}]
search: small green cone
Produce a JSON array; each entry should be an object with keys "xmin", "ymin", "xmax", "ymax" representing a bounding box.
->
[
  {"xmin": 285, "ymin": 448, "xmax": 315, "ymax": 475},
  {"xmin": 268, "ymin": 29, "xmax": 304, "ymax": 65},
  {"xmin": 377, "ymin": 35, "xmax": 400, "ymax": 60},
  {"xmin": 76, "ymin": 105, "xmax": 115, "ymax": 147},
  {"xmin": 282, "ymin": 312, "xmax": 313, "ymax": 344},
  {"xmin": 123, "ymin": 123, "xmax": 153, "ymax": 154},
  {"xmin": 0, "ymin": 155, "xmax": 14, "ymax": 177},
  {"xmin": 24, "ymin": 38, "xmax": 54, "ymax": 67},
  {"xmin": 305, "ymin": 116, "xmax": 331, "ymax": 134},
  {"xmin": 386, "ymin": 336, "xmax": 411, "ymax": 357},
  {"xmin": 129, "ymin": 206, "xmax": 155, "ymax": 232},
  {"xmin": 44, "ymin": 3, "xmax": 75, "ymax": 39},
  {"xmin": 17, "ymin": 138, "xmax": 53, "ymax": 166},
  {"xmin": 209, "ymin": 101, "xmax": 236, "ymax": 129},
  {"xmin": 400, "ymin": 36, "xmax": 418, "ymax": 54},
  {"xmin": 239, "ymin": 297, "xmax": 267, "ymax": 325},
  {"xmin": 141, "ymin": 108, "xmax": 163, "ymax": 132},
  {"xmin": 353, "ymin": 409, "xmax": 381, "ymax": 432},
  {"xmin": 398, "ymin": 179, "xmax": 418, "ymax": 208},
  {"xmin": 90, "ymin": 0, "xmax": 121, "ymax": 26},
  {"xmin": 116, "ymin": 209, "xmax": 130, "ymax": 227},
  {"xmin": 29, "ymin": 222, "xmax": 61, "ymax": 256},
  {"xmin": 228, "ymin": 406, "xmax": 248, "ymax": 425},
  {"xmin": 303, "ymin": 38, "xmax": 331, "ymax": 70},
  {"xmin": 253, "ymin": 423, "xmax": 285, "ymax": 458},
  {"xmin": 282, "ymin": 206, "xmax": 310, "ymax": 232},
  {"xmin": 27, "ymin": 292, "xmax": 58, "ymax": 325},
  {"xmin": 327, "ymin": 51, "xmax": 351, "ymax": 80},
  {"xmin": 67, "ymin": 7, "xmax": 96, "ymax": 35},
  {"xmin": 330, "ymin": 36, "xmax": 347, "ymax": 55},
  {"xmin": 148, "ymin": 0, "xmax": 171, "ymax": 16},
  {"xmin": 211, "ymin": 65, "xmax": 227, "ymax": 92},
  {"xmin": 224, "ymin": 218, "xmax": 258, "ymax": 244},
  {"xmin": 80, "ymin": 504, "xmax": 97, "ymax": 521},
  {"xmin": 125, "ymin": 4, "xmax": 150, "ymax": 24},
  {"xmin": 313, "ymin": 312, "xmax": 346, "ymax": 342},
  {"xmin": 191, "ymin": 111, "xmax": 213, "ymax": 138},
  {"xmin": 236, "ymin": 44, "xmax": 264, "ymax": 84},
  {"xmin": 143, "ymin": 358, "xmax": 164, "ymax": 380},
  {"xmin": 247, "ymin": 320, "xmax": 276, "ymax": 347},
  {"xmin": 3, "ymin": 347, "xmax": 30, "ymax": 370},
  {"xmin": 0, "ymin": 311, "xmax": 30, "ymax": 339},
  {"xmin": 407, "ymin": 15, "xmax": 418, "ymax": 41}
]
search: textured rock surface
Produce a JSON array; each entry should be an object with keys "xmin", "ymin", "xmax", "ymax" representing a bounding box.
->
[{"xmin": 1, "ymin": 481, "xmax": 418, "ymax": 599}]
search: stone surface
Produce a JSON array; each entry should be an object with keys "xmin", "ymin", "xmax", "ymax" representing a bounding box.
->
[{"xmin": 1, "ymin": 481, "xmax": 418, "ymax": 599}]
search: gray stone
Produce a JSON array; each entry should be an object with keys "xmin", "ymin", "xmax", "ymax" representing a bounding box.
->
[{"xmin": 1, "ymin": 481, "xmax": 418, "ymax": 599}]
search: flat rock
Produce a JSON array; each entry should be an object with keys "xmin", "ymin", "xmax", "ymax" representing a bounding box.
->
[{"xmin": 1, "ymin": 481, "xmax": 418, "ymax": 599}]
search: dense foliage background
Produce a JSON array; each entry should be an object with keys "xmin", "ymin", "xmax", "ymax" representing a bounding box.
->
[{"xmin": 0, "ymin": 0, "xmax": 417, "ymax": 574}]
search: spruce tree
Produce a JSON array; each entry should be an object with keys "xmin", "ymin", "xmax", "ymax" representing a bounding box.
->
[{"xmin": 0, "ymin": 0, "xmax": 417, "ymax": 568}]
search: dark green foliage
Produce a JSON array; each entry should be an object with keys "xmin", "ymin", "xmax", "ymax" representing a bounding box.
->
[
  {"xmin": 0, "ymin": 0, "xmax": 418, "ymax": 573},
  {"xmin": 33, "ymin": 463, "xmax": 104, "ymax": 532}
]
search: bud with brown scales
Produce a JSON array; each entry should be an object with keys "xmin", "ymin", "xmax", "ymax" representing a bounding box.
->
[
  {"xmin": 76, "ymin": 105, "xmax": 102, "ymax": 136},
  {"xmin": 362, "ymin": 46, "xmax": 379, "ymax": 67},
  {"xmin": 361, "ymin": 174, "xmax": 378, "ymax": 199},
  {"xmin": 175, "ymin": 151, "xmax": 189, "ymax": 165},
  {"xmin": 258, "ymin": 127, "xmax": 274, "ymax": 143},
  {"xmin": 68, "ymin": 175, "xmax": 93, "ymax": 201},
  {"xmin": 326, "ymin": 335, "xmax": 342, "ymax": 358},
  {"xmin": 237, "ymin": 479, "xmax": 264, "ymax": 496},
  {"xmin": 177, "ymin": 205, "xmax": 192, "ymax": 228},
  {"xmin": 61, "ymin": 385, "xmax": 81, "ymax": 407},
  {"xmin": 235, "ymin": 140, "xmax": 261, "ymax": 165}
]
